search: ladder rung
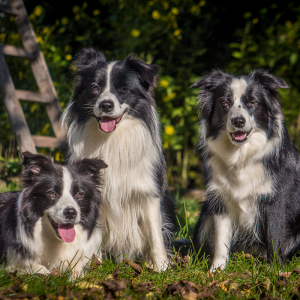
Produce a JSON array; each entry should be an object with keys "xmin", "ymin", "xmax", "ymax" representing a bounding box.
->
[
  {"xmin": 32, "ymin": 136, "xmax": 65, "ymax": 149},
  {"xmin": 0, "ymin": 4, "xmax": 18, "ymax": 15},
  {"xmin": 15, "ymin": 90, "xmax": 51, "ymax": 103},
  {"xmin": 1, "ymin": 45, "xmax": 35, "ymax": 59}
]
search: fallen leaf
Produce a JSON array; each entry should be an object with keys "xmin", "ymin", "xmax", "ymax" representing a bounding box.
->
[
  {"xmin": 245, "ymin": 270, "xmax": 252, "ymax": 276},
  {"xmin": 164, "ymin": 283, "xmax": 183, "ymax": 295},
  {"xmin": 279, "ymin": 272, "xmax": 292, "ymax": 278},
  {"xmin": 208, "ymin": 280, "xmax": 218, "ymax": 287},
  {"xmin": 145, "ymin": 292, "xmax": 154, "ymax": 298},
  {"xmin": 262, "ymin": 277, "xmax": 271, "ymax": 290},
  {"xmin": 90, "ymin": 254, "xmax": 101, "ymax": 270},
  {"xmin": 275, "ymin": 280, "xmax": 287, "ymax": 288},
  {"xmin": 57, "ymin": 296, "xmax": 65, "ymax": 300},
  {"xmin": 230, "ymin": 282, "xmax": 239, "ymax": 290},
  {"xmin": 244, "ymin": 253, "xmax": 254, "ymax": 259},
  {"xmin": 219, "ymin": 284, "xmax": 228, "ymax": 292},
  {"xmin": 101, "ymin": 280, "xmax": 127, "ymax": 294},
  {"xmin": 124, "ymin": 259, "xmax": 143, "ymax": 275},
  {"xmin": 112, "ymin": 267, "xmax": 120, "ymax": 279},
  {"xmin": 227, "ymin": 272, "xmax": 249, "ymax": 279},
  {"xmin": 188, "ymin": 281, "xmax": 202, "ymax": 292},
  {"xmin": 104, "ymin": 274, "xmax": 114, "ymax": 281},
  {"xmin": 206, "ymin": 271, "xmax": 215, "ymax": 278},
  {"xmin": 75, "ymin": 281, "xmax": 103, "ymax": 290},
  {"xmin": 49, "ymin": 268, "xmax": 61, "ymax": 277},
  {"xmin": 293, "ymin": 268, "xmax": 300, "ymax": 274},
  {"xmin": 181, "ymin": 282, "xmax": 199, "ymax": 300}
]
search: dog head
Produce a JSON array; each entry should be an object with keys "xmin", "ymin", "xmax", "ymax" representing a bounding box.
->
[
  {"xmin": 66, "ymin": 48, "xmax": 159, "ymax": 133},
  {"xmin": 192, "ymin": 69, "xmax": 288, "ymax": 145},
  {"xmin": 20, "ymin": 151, "xmax": 107, "ymax": 242}
]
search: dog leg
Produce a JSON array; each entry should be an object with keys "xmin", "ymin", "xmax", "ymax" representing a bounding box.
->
[
  {"xmin": 210, "ymin": 213, "xmax": 233, "ymax": 271},
  {"xmin": 143, "ymin": 198, "xmax": 169, "ymax": 272},
  {"xmin": 263, "ymin": 201, "xmax": 285, "ymax": 264}
]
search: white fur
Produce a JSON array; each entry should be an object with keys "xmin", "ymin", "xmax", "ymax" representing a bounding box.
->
[
  {"xmin": 210, "ymin": 214, "xmax": 233, "ymax": 271},
  {"xmin": 66, "ymin": 109, "xmax": 168, "ymax": 271}
]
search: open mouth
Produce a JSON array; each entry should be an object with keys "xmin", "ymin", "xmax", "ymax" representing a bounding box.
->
[
  {"xmin": 230, "ymin": 130, "xmax": 251, "ymax": 144},
  {"xmin": 96, "ymin": 112, "xmax": 125, "ymax": 133},
  {"xmin": 47, "ymin": 216, "xmax": 76, "ymax": 243}
]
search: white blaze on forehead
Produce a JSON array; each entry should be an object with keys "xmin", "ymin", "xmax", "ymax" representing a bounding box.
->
[
  {"xmin": 62, "ymin": 167, "xmax": 73, "ymax": 198},
  {"xmin": 101, "ymin": 62, "xmax": 117, "ymax": 98},
  {"xmin": 231, "ymin": 78, "xmax": 248, "ymax": 105}
]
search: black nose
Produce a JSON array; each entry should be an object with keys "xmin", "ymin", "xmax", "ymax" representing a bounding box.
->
[
  {"xmin": 231, "ymin": 116, "xmax": 245, "ymax": 128},
  {"xmin": 99, "ymin": 100, "xmax": 114, "ymax": 113},
  {"xmin": 63, "ymin": 207, "xmax": 77, "ymax": 220}
]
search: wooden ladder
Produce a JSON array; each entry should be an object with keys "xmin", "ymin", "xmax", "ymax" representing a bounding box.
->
[{"xmin": 0, "ymin": 0, "xmax": 65, "ymax": 154}]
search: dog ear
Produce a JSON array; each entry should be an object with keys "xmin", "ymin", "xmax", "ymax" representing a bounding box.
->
[
  {"xmin": 73, "ymin": 48, "xmax": 106, "ymax": 73},
  {"xmin": 123, "ymin": 54, "xmax": 159, "ymax": 106},
  {"xmin": 77, "ymin": 158, "xmax": 108, "ymax": 176},
  {"xmin": 191, "ymin": 70, "xmax": 232, "ymax": 119},
  {"xmin": 249, "ymin": 69, "xmax": 289, "ymax": 92},
  {"xmin": 22, "ymin": 151, "xmax": 53, "ymax": 176}
]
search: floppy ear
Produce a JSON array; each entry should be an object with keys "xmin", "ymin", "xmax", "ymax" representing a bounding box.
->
[
  {"xmin": 123, "ymin": 54, "xmax": 159, "ymax": 106},
  {"xmin": 249, "ymin": 69, "xmax": 289, "ymax": 92},
  {"xmin": 73, "ymin": 48, "xmax": 106, "ymax": 73},
  {"xmin": 22, "ymin": 151, "xmax": 53, "ymax": 176},
  {"xmin": 76, "ymin": 158, "xmax": 108, "ymax": 177},
  {"xmin": 191, "ymin": 70, "xmax": 232, "ymax": 119}
]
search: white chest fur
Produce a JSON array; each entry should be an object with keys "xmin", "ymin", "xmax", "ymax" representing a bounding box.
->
[
  {"xmin": 204, "ymin": 129, "xmax": 280, "ymax": 238},
  {"xmin": 68, "ymin": 114, "xmax": 162, "ymax": 260}
]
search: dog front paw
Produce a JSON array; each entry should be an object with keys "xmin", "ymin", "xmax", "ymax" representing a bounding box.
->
[
  {"xmin": 153, "ymin": 257, "xmax": 169, "ymax": 272},
  {"xmin": 210, "ymin": 259, "xmax": 227, "ymax": 272}
]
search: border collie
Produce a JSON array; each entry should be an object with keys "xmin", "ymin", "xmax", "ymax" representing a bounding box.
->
[
  {"xmin": 192, "ymin": 69, "xmax": 300, "ymax": 270},
  {"xmin": 0, "ymin": 152, "xmax": 107, "ymax": 276},
  {"xmin": 62, "ymin": 48, "xmax": 174, "ymax": 271}
]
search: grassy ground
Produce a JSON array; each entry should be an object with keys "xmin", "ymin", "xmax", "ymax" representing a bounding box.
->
[{"xmin": 1, "ymin": 190, "xmax": 300, "ymax": 299}]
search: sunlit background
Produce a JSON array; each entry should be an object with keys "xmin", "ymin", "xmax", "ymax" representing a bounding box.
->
[{"xmin": 0, "ymin": 0, "xmax": 299, "ymax": 207}]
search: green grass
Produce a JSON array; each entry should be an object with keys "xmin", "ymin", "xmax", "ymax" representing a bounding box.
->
[{"xmin": 1, "ymin": 191, "xmax": 300, "ymax": 299}]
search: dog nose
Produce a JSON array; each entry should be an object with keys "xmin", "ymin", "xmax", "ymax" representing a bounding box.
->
[
  {"xmin": 231, "ymin": 116, "xmax": 245, "ymax": 128},
  {"xmin": 99, "ymin": 100, "xmax": 114, "ymax": 113},
  {"xmin": 63, "ymin": 207, "xmax": 77, "ymax": 220}
]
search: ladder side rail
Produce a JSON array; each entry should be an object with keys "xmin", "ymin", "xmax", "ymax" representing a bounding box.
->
[
  {"xmin": 0, "ymin": 50, "xmax": 37, "ymax": 154},
  {"xmin": 9, "ymin": 0, "xmax": 65, "ymax": 141}
]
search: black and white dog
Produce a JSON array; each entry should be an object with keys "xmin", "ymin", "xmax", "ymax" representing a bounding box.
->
[
  {"xmin": 0, "ymin": 152, "xmax": 107, "ymax": 276},
  {"xmin": 192, "ymin": 69, "xmax": 300, "ymax": 270},
  {"xmin": 62, "ymin": 48, "xmax": 174, "ymax": 271}
]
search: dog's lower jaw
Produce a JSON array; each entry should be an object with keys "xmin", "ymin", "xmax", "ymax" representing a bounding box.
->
[{"xmin": 210, "ymin": 213, "xmax": 233, "ymax": 272}]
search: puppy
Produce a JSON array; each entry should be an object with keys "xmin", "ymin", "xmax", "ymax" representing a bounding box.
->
[
  {"xmin": 0, "ymin": 151, "xmax": 107, "ymax": 276},
  {"xmin": 62, "ymin": 48, "xmax": 175, "ymax": 271},
  {"xmin": 192, "ymin": 69, "xmax": 300, "ymax": 270}
]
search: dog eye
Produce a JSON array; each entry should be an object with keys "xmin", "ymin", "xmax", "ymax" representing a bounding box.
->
[
  {"xmin": 118, "ymin": 87, "xmax": 127, "ymax": 92},
  {"xmin": 92, "ymin": 85, "xmax": 100, "ymax": 91},
  {"xmin": 247, "ymin": 101, "xmax": 256, "ymax": 107},
  {"xmin": 222, "ymin": 101, "xmax": 229, "ymax": 107},
  {"xmin": 48, "ymin": 191, "xmax": 57, "ymax": 197},
  {"xmin": 76, "ymin": 192, "xmax": 83, "ymax": 199}
]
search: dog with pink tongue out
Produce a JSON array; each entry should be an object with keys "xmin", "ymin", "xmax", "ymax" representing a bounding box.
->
[
  {"xmin": 0, "ymin": 152, "xmax": 107, "ymax": 277},
  {"xmin": 62, "ymin": 48, "xmax": 175, "ymax": 272}
]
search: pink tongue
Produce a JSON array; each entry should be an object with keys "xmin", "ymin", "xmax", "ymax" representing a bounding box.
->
[
  {"xmin": 100, "ymin": 117, "xmax": 116, "ymax": 133},
  {"xmin": 58, "ymin": 224, "xmax": 75, "ymax": 243},
  {"xmin": 234, "ymin": 132, "xmax": 246, "ymax": 140}
]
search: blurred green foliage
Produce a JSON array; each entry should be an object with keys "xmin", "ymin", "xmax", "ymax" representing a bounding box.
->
[{"xmin": 0, "ymin": 0, "xmax": 300, "ymax": 189}]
